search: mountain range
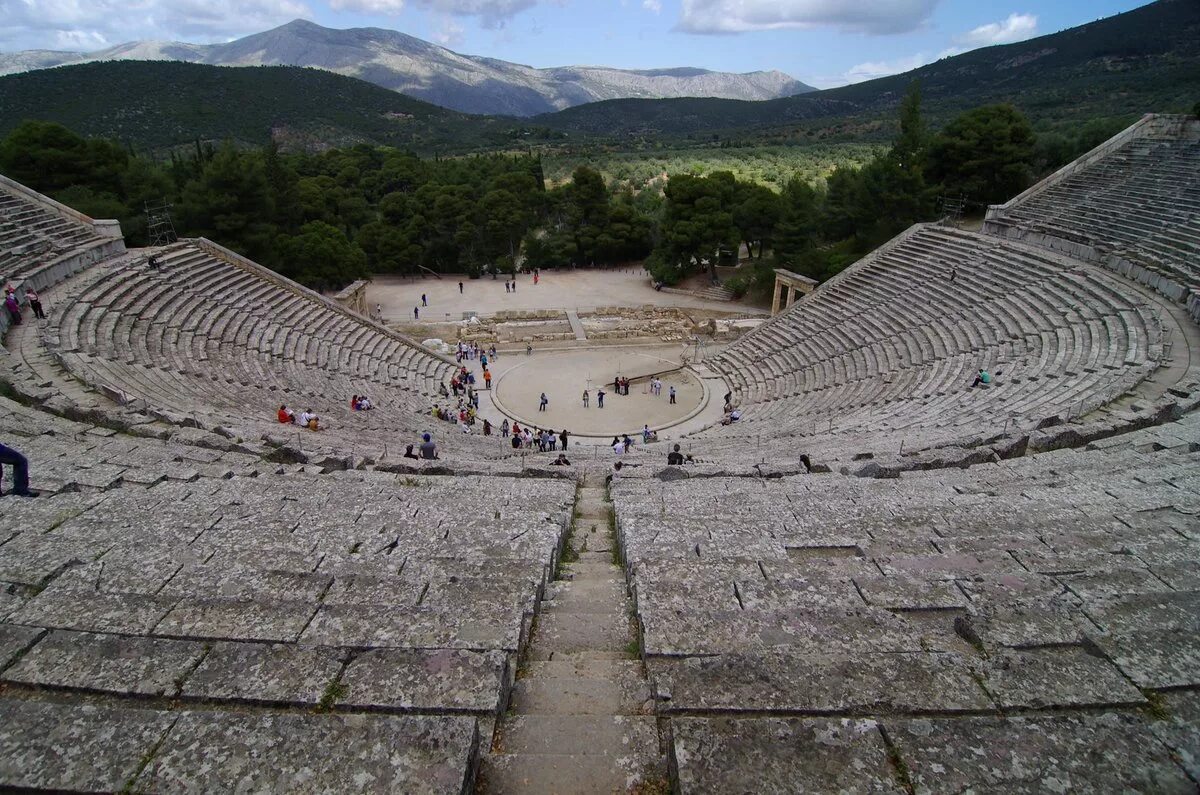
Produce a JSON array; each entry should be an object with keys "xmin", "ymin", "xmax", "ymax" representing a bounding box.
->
[
  {"xmin": 0, "ymin": 0, "xmax": 1194, "ymax": 155},
  {"xmin": 0, "ymin": 19, "xmax": 813, "ymax": 116}
]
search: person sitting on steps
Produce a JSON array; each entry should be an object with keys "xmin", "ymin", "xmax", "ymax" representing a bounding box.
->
[
  {"xmin": 0, "ymin": 441, "xmax": 39, "ymax": 497},
  {"xmin": 667, "ymin": 444, "xmax": 685, "ymax": 465}
]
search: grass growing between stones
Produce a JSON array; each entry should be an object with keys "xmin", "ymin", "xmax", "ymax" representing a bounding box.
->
[
  {"xmin": 1144, "ymin": 690, "xmax": 1171, "ymax": 721},
  {"xmin": 885, "ymin": 743, "xmax": 915, "ymax": 794},
  {"xmin": 316, "ymin": 679, "xmax": 348, "ymax": 712}
]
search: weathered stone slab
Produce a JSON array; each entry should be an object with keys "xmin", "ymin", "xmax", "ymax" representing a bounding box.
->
[
  {"xmin": 671, "ymin": 717, "xmax": 902, "ymax": 793},
  {"xmin": 1084, "ymin": 591, "xmax": 1200, "ymax": 634},
  {"xmin": 960, "ymin": 604, "xmax": 1090, "ymax": 649},
  {"xmin": 1089, "ymin": 630, "xmax": 1200, "ymax": 689},
  {"xmin": 652, "ymin": 649, "xmax": 991, "ymax": 713},
  {"xmin": 640, "ymin": 606, "xmax": 921, "ymax": 656},
  {"xmin": 155, "ymin": 598, "xmax": 317, "ymax": 642},
  {"xmin": 0, "ymin": 624, "xmax": 42, "ymax": 669},
  {"xmin": 978, "ymin": 647, "xmax": 1145, "ymax": 709},
  {"xmin": 1151, "ymin": 690, "xmax": 1200, "ymax": 781},
  {"xmin": 0, "ymin": 699, "xmax": 175, "ymax": 791},
  {"xmin": 179, "ymin": 642, "xmax": 342, "ymax": 705},
  {"xmin": 885, "ymin": 714, "xmax": 1193, "ymax": 793},
  {"xmin": 302, "ymin": 603, "xmax": 527, "ymax": 651},
  {"xmin": 136, "ymin": 710, "xmax": 478, "ymax": 793},
  {"xmin": 340, "ymin": 648, "xmax": 508, "ymax": 714},
  {"xmin": 9, "ymin": 589, "xmax": 177, "ymax": 635},
  {"xmin": 1059, "ymin": 567, "xmax": 1172, "ymax": 600},
  {"xmin": 158, "ymin": 564, "xmax": 331, "ymax": 602},
  {"xmin": 853, "ymin": 574, "xmax": 968, "ymax": 610},
  {"xmin": 3, "ymin": 629, "xmax": 205, "ymax": 696},
  {"xmin": 0, "ymin": 542, "xmax": 89, "ymax": 586}
]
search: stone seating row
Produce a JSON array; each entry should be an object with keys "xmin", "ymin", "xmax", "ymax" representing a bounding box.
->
[
  {"xmin": 610, "ymin": 417, "xmax": 1200, "ymax": 789},
  {"xmin": 35, "ymin": 241, "xmax": 502, "ymax": 457},
  {"xmin": 704, "ymin": 225, "xmax": 1160, "ymax": 445},
  {"xmin": 987, "ymin": 133, "xmax": 1200, "ymax": 289},
  {"xmin": 0, "ymin": 190, "xmax": 107, "ymax": 283},
  {"xmin": 0, "ymin": 461, "xmax": 575, "ymax": 791}
]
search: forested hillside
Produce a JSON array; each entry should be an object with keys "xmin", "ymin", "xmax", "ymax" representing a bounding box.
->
[
  {"xmin": 0, "ymin": 61, "xmax": 511, "ymax": 153},
  {"xmin": 2, "ymin": 85, "xmax": 1140, "ymax": 298},
  {"xmin": 535, "ymin": 0, "xmax": 1200, "ymax": 140}
]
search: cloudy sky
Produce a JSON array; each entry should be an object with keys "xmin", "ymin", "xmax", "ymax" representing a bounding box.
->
[{"xmin": 0, "ymin": 0, "xmax": 1149, "ymax": 87}]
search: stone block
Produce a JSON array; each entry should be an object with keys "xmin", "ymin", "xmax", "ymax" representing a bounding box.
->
[
  {"xmin": 649, "ymin": 650, "xmax": 991, "ymax": 713},
  {"xmin": 1089, "ymin": 630, "xmax": 1200, "ymax": 689},
  {"xmin": 136, "ymin": 710, "xmax": 478, "ymax": 793},
  {"xmin": 180, "ymin": 641, "xmax": 343, "ymax": 705},
  {"xmin": 3, "ymin": 629, "xmax": 206, "ymax": 697},
  {"xmin": 339, "ymin": 648, "xmax": 509, "ymax": 715},
  {"xmin": 978, "ymin": 647, "xmax": 1145, "ymax": 709},
  {"xmin": 885, "ymin": 714, "xmax": 1193, "ymax": 793},
  {"xmin": 155, "ymin": 598, "xmax": 318, "ymax": 643},
  {"xmin": 0, "ymin": 699, "xmax": 175, "ymax": 791},
  {"xmin": 671, "ymin": 717, "xmax": 901, "ymax": 793},
  {"xmin": 0, "ymin": 623, "xmax": 42, "ymax": 669}
]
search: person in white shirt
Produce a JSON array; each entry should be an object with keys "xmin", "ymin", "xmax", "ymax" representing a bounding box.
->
[
  {"xmin": 613, "ymin": 438, "xmax": 626, "ymax": 455},
  {"xmin": 297, "ymin": 410, "xmax": 320, "ymax": 430}
]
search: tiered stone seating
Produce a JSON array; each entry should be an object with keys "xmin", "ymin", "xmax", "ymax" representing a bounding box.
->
[
  {"xmin": 0, "ymin": 177, "xmax": 123, "ymax": 302},
  {"xmin": 612, "ymin": 412, "xmax": 1200, "ymax": 790},
  {"xmin": 985, "ymin": 114, "xmax": 1200, "ymax": 306},
  {"xmin": 0, "ymin": 391, "xmax": 575, "ymax": 789},
  {"xmin": 37, "ymin": 240, "xmax": 480, "ymax": 458},
  {"xmin": 700, "ymin": 224, "xmax": 1162, "ymax": 454}
]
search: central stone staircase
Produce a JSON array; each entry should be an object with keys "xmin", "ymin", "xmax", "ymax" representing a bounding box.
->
[{"xmin": 481, "ymin": 472, "xmax": 667, "ymax": 793}]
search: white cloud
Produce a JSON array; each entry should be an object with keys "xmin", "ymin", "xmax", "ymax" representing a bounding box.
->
[
  {"xmin": 333, "ymin": 0, "xmax": 544, "ymax": 28},
  {"xmin": 841, "ymin": 52, "xmax": 929, "ymax": 84},
  {"xmin": 677, "ymin": 0, "xmax": 940, "ymax": 35},
  {"xmin": 643, "ymin": 0, "xmax": 662, "ymax": 13},
  {"xmin": 432, "ymin": 17, "xmax": 465, "ymax": 45},
  {"xmin": 0, "ymin": 0, "xmax": 310, "ymax": 50},
  {"xmin": 955, "ymin": 12, "xmax": 1037, "ymax": 47},
  {"xmin": 329, "ymin": 0, "xmax": 405, "ymax": 12}
]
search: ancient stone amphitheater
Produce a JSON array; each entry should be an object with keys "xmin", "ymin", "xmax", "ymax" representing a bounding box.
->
[{"xmin": 0, "ymin": 114, "xmax": 1197, "ymax": 793}]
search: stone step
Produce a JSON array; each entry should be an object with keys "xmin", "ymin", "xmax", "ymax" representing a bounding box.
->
[
  {"xmin": 480, "ymin": 750, "xmax": 666, "ymax": 795},
  {"xmin": 559, "ymin": 562, "xmax": 624, "ymax": 581},
  {"xmin": 509, "ymin": 675, "xmax": 653, "ymax": 716},
  {"xmin": 521, "ymin": 660, "xmax": 643, "ymax": 680},
  {"xmin": 496, "ymin": 714, "xmax": 660, "ymax": 757},
  {"xmin": 528, "ymin": 610, "xmax": 632, "ymax": 659}
]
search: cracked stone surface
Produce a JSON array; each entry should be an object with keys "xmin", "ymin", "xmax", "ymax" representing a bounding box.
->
[
  {"xmin": 0, "ymin": 700, "xmax": 176, "ymax": 791},
  {"xmin": 135, "ymin": 710, "xmax": 478, "ymax": 793},
  {"xmin": 671, "ymin": 717, "xmax": 901, "ymax": 793}
]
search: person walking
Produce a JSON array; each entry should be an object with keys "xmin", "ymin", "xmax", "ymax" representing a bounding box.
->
[
  {"xmin": 500, "ymin": 419, "xmax": 509, "ymax": 437},
  {"xmin": 0, "ymin": 441, "xmax": 38, "ymax": 497},
  {"xmin": 483, "ymin": 369, "xmax": 492, "ymax": 390},
  {"xmin": 414, "ymin": 306, "xmax": 420, "ymax": 320},
  {"xmin": 539, "ymin": 392, "xmax": 549, "ymax": 412},
  {"xmin": 4, "ymin": 291, "xmax": 21, "ymax": 325},
  {"xmin": 597, "ymin": 389, "xmax": 605, "ymax": 409},
  {"xmin": 669, "ymin": 385, "xmax": 676, "ymax": 404},
  {"xmin": 582, "ymin": 390, "xmax": 589, "ymax": 408},
  {"xmin": 24, "ymin": 287, "xmax": 45, "ymax": 320},
  {"xmin": 560, "ymin": 429, "xmax": 569, "ymax": 450},
  {"xmin": 422, "ymin": 293, "xmax": 428, "ymax": 306},
  {"xmin": 458, "ymin": 281, "xmax": 464, "ymax": 294}
]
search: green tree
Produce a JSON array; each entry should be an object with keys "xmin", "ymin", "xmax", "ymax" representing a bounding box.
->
[
  {"xmin": 657, "ymin": 172, "xmax": 738, "ymax": 283},
  {"xmin": 277, "ymin": 221, "xmax": 367, "ymax": 289},
  {"xmin": 733, "ymin": 182, "xmax": 782, "ymax": 259},
  {"xmin": 774, "ymin": 177, "xmax": 822, "ymax": 270},
  {"xmin": 928, "ymin": 104, "xmax": 1036, "ymax": 205}
]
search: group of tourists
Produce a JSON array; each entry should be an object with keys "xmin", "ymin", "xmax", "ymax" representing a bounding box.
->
[
  {"xmin": 510, "ymin": 422, "xmax": 569, "ymax": 453},
  {"xmin": 278, "ymin": 405, "xmax": 321, "ymax": 430},
  {"xmin": 3, "ymin": 284, "xmax": 45, "ymax": 325}
]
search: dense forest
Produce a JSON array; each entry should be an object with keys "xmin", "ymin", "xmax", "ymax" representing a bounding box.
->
[{"xmin": 0, "ymin": 86, "xmax": 1169, "ymax": 296}]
